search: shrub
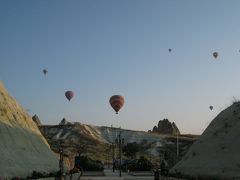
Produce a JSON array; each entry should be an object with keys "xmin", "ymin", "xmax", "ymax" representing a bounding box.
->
[
  {"xmin": 75, "ymin": 155, "xmax": 104, "ymax": 171},
  {"xmin": 124, "ymin": 156, "xmax": 153, "ymax": 171},
  {"xmin": 192, "ymin": 152, "xmax": 197, "ymax": 157}
]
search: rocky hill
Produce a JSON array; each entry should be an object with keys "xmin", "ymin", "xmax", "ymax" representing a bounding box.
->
[
  {"xmin": 32, "ymin": 114, "xmax": 42, "ymax": 126},
  {"xmin": 0, "ymin": 81, "xmax": 59, "ymax": 178},
  {"xmin": 149, "ymin": 119, "xmax": 180, "ymax": 135},
  {"xmin": 59, "ymin": 118, "xmax": 73, "ymax": 126},
  {"xmin": 170, "ymin": 102, "xmax": 240, "ymax": 179},
  {"xmin": 39, "ymin": 120, "xmax": 197, "ymax": 169}
]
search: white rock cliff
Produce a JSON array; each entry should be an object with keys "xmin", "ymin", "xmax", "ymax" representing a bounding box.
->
[
  {"xmin": 0, "ymin": 81, "xmax": 58, "ymax": 178},
  {"xmin": 171, "ymin": 102, "xmax": 240, "ymax": 179}
]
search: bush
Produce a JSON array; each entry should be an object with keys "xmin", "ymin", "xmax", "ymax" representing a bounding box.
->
[
  {"xmin": 122, "ymin": 142, "xmax": 140, "ymax": 159},
  {"xmin": 124, "ymin": 156, "xmax": 153, "ymax": 171},
  {"xmin": 75, "ymin": 155, "xmax": 104, "ymax": 171}
]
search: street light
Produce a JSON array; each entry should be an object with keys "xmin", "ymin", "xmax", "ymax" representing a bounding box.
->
[
  {"xmin": 115, "ymin": 131, "xmax": 124, "ymax": 177},
  {"xmin": 59, "ymin": 142, "xmax": 64, "ymax": 180},
  {"xmin": 112, "ymin": 142, "xmax": 115, "ymax": 172},
  {"xmin": 176, "ymin": 132, "xmax": 179, "ymax": 159}
]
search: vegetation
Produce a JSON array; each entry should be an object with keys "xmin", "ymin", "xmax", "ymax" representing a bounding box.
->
[
  {"xmin": 122, "ymin": 156, "xmax": 153, "ymax": 171},
  {"xmin": 122, "ymin": 142, "xmax": 141, "ymax": 159},
  {"xmin": 75, "ymin": 155, "xmax": 104, "ymax": 171}
]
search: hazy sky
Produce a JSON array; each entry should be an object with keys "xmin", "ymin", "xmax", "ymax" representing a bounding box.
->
[{"xmin": 1, "ymin": 0, "xmax": 240, "ymax": 134}]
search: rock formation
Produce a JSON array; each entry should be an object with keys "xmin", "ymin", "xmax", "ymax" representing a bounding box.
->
[
  {"xmin": 170, "ymin": 102, "xmax": 240, "ymax": 179},
  {"xmin": 32, "ymin": 114, "xmax": 42, "ymax": 126},
  {"xmin": 59, "ymin": 118, "xmax": 72, "ymax": 126},
  {"xmin": 150, "ymin": 119, "xmax": 180, "ymax": 135},
  {"xmin": 152, "ymin": 125, "xmax": 158, "ymax": 133},
  {"xmin": 0, "ymin": 81, "xmax": 59, "ymax": 178}
]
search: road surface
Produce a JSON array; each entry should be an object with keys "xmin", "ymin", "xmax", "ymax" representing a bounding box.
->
[{"xmin": 40, "ymin": 169, "xmax": 185, "ymax": 180}]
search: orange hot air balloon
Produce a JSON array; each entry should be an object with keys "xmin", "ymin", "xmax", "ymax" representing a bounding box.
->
[
  {"xmin": 65, "ymin": 91, "xmax": 74, "ymax": 101},
  {"xmin": 109, "ymin": 95, "xmax": 125, "ymax": 114},
  {"xmin": 213, "ymin": 52, "xmax": 218, "ymax": 59},
  {"xmin": 43, "ymin": 69, "xmax": 48, "ymax": 75}
]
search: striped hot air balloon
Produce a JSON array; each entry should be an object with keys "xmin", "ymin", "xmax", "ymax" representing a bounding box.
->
[{"xmin": 109, "ymin": 95, "xmax": 125, "ymax": 114}]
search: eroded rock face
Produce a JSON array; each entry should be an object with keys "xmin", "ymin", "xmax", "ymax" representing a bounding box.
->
[
  {"xmin": 40, "ymin": 121, "xmax": 196, "ymax": 170},
  {"xmin": 32, "ymin": 114, "xmax": 42, "ymax": 126},
  {"xmin": 59, "ymin": 118, "xmax": 72, "ymax": 125},
  {"xmin": 150, "ymin": 119, "xmax": 180, "ymax": 135},
  {"xmin": 170, "ymin": 102, "xmax": 240, "ymax": 179},
  {"xmin": 0, "ymin": 81, "xmax": 59, "ymax": 178},
  {"xmin": 152, "ymin": 125, "xmax": 158, "ymax": 133}
]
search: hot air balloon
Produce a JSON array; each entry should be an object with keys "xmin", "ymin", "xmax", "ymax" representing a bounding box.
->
[
  {"xmin": 213, "ymin": 52, "xmax": 218, "ymax": 59},
  {"xmin": 43, "ymin": 69, "xmax": 48, "ymax": 75},
  {"xmin": 168, "ymin": 48, "xmax": 172, "ymax": 52},
  {"xmin": 65, "ymin": 91, "xmax": 74, "ymax": 101},
  {"xmin": 209, "ymin": 106, "xmax": 213, "ymax": 111},
  {"xmin": 109, "ymin": 95, "xmax": 125, "ymax": 114}
]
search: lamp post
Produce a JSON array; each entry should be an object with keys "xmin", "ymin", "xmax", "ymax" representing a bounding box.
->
[
  {"xmin": 176, "ymin": 131, "xmax": 179, "ymax": 162},
  {"xmin": 115, "ymin": 131, "xmax": 124, "ymax": 177},
  {"xmin": 112, "ymin": 142, "xmax": 115, "ymax": 172},
  {"xmin": 59, "ymin": 142, "xmax": 64, "ymax": 180},
  {"xmin": 107, "ymin": 146, "xmax": 110, "ymax": 168}
]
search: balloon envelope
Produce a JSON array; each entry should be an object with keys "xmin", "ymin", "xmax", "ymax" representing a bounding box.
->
[
  {"xmin": 209, "ymin": 106, "xmax": 213, "ymax": 110},
  {"xmin": 65, "ymin": 91, "xmax": 74, "ymax": 101},
  {"xmin": 43, "ymin": 69, "xmax": 48, "ymax": 75},
  {"xmin": 168, "ymin": 48, "xmax": 172, "ymax": 52},
  {"xmin": 213, "ymin": 52, "xmax": 218, "ymax": 58},
  {"xmin": 109, "ymin": 95, "xmax": 125, "ymax": 114}
]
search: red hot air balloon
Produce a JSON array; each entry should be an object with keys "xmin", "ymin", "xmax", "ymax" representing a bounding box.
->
[
  {"xmin": 109, "ymin": 95, "xmax": 125, "ymax": 114},
  {"xmin": 65, "ymin": 91, "xmax": 74, "ymax": 101},
  {"xmin": 213, "ymin": 52, "xmax": 218, "ymax": 59},
  {"xmin": 43, "ymin": 69, "xmax": 48, "ymax": 75}
]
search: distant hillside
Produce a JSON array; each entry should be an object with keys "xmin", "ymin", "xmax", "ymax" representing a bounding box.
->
[{"xmin": 38, "ymin": 119, "xmax": 198, "ymax": 169}]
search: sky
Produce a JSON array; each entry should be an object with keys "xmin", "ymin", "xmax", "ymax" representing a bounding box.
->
[{"xmin": 1, "ymin": 0, "xmax": 240, "ymax": 134}]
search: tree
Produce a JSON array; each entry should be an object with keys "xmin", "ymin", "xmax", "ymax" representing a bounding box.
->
[{"xmin": 122, "ymin": 142, "xmax": 140, "ymax": 159}]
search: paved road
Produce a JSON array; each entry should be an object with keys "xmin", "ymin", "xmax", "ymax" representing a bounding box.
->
[
  {"xmin": 80, "ymin": 169, "xmax": 151, "ymax": 179},
  {"xmin": 39, "ymin": 169, "xmax": 185, "ymax": 180},
  {"xmin": 80, "ymin": 169, "xmax": 183, "ymax": 180}
]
